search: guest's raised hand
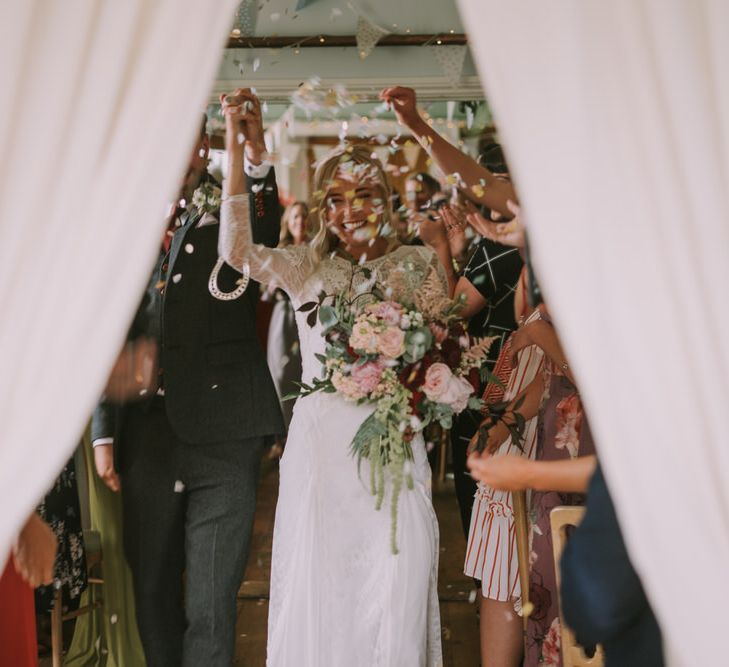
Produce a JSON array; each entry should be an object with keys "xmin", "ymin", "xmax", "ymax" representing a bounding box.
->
[
  {"xmin": 464, "ymin": 200, "xmax": 525, "ymax": 248},
  {"xmin": 440, "ymin": 204, "xmax": 467, "ymax": 238},
  {"xmin": 379, "ymin": 86, "xmax": 421, "ymax": 128},
  {"xmin": 467, "ymin": 452, "xmax": 531, "ymax": 491},
  {"xmin": 413, "ymin": 211, "xmax": 448, "ymax": 248},
  {"xmin": 12, "ymin": 513, "xmax": 57, "ymax": 588},
  {"xmin": 95, "ymin": 444, "xmax": 121, "ymax": 492}
]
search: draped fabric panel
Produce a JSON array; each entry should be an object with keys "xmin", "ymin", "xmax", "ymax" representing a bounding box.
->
[
  {"xmin": 456, "ymin": 2, "xmax": 729, "ymax": 664},
  {"xmin": 0, "ymin": 0, "xmax": 238, "ymax": 560}
]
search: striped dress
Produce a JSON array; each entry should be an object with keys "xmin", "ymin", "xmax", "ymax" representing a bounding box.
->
[{"xmin": 463, "ymin": 309, "xmax": 544, "ymax": 600}]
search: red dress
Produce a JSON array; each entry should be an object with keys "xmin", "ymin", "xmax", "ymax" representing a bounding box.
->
[{"xmin": 0, "ymin": 557, "xmax": 38, "ymax": 667}]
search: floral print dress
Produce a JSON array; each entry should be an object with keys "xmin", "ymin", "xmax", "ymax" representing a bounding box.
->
[
  {"xmin": 525, "ymin": 361, "xmax": 595, "ymax": 667},
  {"xmin": 35, "ymin": 456, "xmax": 87, "ymax": 614}
]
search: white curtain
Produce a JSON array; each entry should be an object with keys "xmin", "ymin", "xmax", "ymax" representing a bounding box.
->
[
  {"xmin": 457, "ymin": 1, "xmax": 729, "ymax": 664},
  {"xmin": 0, "ymin": 0, "xmax": 238, "ymax": 560}
]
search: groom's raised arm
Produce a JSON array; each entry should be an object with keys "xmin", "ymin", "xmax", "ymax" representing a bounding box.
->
[{"xmin": 222, "ymin": 87, "xmax": 281, "ymax": 249}]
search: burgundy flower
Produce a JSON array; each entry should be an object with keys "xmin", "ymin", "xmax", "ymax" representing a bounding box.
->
[{"xmin": 440, "ymin": 337, "xmax": 462, "ymax": 367}]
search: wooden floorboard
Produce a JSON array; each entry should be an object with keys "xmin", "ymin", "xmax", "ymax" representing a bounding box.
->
[{"xmin": 234, "ymin": 457, "xmax": 480, "ymax": 666}]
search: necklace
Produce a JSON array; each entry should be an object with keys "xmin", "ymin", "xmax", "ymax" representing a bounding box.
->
[{"xmin": 208, "ymin": 257, "xmax": 250, "ymax": 301}]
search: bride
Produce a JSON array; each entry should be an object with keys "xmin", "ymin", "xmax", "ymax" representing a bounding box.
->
[{"xmin": 219, "ymin": 90, "xmax": 447, "ymax": 667}]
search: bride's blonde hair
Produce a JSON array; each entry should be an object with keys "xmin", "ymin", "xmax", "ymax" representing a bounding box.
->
[{"xmin": 309, "ymin": 144, "xmax": 393, "ymax": 261}]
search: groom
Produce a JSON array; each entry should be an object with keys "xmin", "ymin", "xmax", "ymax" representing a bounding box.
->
[{"xmin": 92, "ymin": 101, "xmax": 283, "ymax": 666}]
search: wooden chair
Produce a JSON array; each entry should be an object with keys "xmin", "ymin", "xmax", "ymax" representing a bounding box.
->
[
  {"xmin": 550, "ymin": 506, "xmax": 604, "ymax": 667},
  {"xmin": 50, "ymin": 444, "xmax": 105, "ymax": 667}
]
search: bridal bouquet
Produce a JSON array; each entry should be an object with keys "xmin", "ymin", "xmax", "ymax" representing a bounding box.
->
[{"xmin": 294, "ymin": 266, "xmax": 494, "ymax": 553}]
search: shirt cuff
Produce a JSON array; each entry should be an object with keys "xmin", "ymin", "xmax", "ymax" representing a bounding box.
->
[
  {"xmin": 92, "ymin": 437, "xmax": 114, "ymax": 448},
  {"xmin": 244, "ymin": 156, "xmax": 272, "ymax": 179}
]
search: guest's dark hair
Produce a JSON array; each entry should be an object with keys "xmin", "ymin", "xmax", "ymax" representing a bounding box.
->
[
  {"xmin": 479, "ymin": 143, "xmax": 508, "ymax": 174},
  {"xmin": 408, "ymin": 172, "xmax": 441, "ymax": 195}
]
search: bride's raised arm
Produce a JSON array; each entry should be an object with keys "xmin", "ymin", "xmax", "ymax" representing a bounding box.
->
[{"xmin": 218, "ymin": 89, "xmax": 313, "ymax": 295}]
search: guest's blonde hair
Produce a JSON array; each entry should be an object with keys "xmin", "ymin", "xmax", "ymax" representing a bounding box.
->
[
  {"xmin": 309, "ymin": 144, "xmax": 393, "ymax": 261},
  {"xmin": 278, "ymin": 200, "xmax": 310, "ymax": 247}
]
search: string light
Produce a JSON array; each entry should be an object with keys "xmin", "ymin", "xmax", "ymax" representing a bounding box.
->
[
  {"xmin": 231, "ymin": 28, "xmax": 241, "ymax": 37},
  {"xmin": 319, "ymin": 36, "xmax": 326, "ymax": 43}
]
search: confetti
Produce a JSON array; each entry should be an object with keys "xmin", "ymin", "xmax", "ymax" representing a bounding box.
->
[
  {"xmin": 471, "ymin": 184, "xmax": 485, "ymax": 197},
  {"xmin": 270, "ymin": 12, "xmax": 280, "ymax": 21},
  {"xmin": 174, "ymin": 480, "xmax": 185, "ymax": 493},
  {"xmin": 172, "ymin": 273, "xmax": 182, "ymax": 284},
  {"xmin": 185, "ymin": 243, "xmax": 194, "ymax": 254},
  {"xmin": 253, "ymin": 58, "xmax": 261, "ymax": 72}
]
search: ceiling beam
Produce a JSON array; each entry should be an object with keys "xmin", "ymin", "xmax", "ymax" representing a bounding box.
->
[{"xmin": 226, "ymin": 33, "xmax": 467, "ymax": 49}]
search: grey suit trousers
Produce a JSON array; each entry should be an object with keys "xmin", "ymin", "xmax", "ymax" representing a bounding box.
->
[{"xmin": 120, "ymin": 399, "xmax": 263, "ymax": 667}]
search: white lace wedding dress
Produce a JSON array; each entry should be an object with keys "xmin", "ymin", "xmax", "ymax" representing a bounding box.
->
[{"xmin": 220, "ymin": 195, "xmax": 444, "ymax": 667}]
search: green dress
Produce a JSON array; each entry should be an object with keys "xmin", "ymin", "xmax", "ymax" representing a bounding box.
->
[{"xmin": 65, "ymin": 431, "xmax": 146, "ymax": 667}]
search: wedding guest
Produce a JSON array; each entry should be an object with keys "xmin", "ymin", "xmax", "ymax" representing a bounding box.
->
[
  {"xmin": 65, "ymin": 429, "xmax": 146, "ymax": 666},
  {"xmin": 34, "ymin": 457, "xmax": 87, "ymax": 655},
  {"xmin": 469, "ymin": 307, "xmax": 596, "ymax": 667},
  {"xmin": 561, "ymin": 464, "xmax": 665, "ymax": 666},
  {"xmin": 396, "ymin": 173, "xmax": 445, "ymax": 245},
  {"xmin": 463, "ymin": 274, "xmax": 543, "ymax": 667},
  {"xmin": 404, "ymin": 172, "xmax": 442, "ymax": 213},
  {"xmin": 431, "ymin": 143, "xmax": 524, "ymax": 538},
  {"xmin": 379, "ymin": 95, "xmax": 525, "ymax": 536},
  {"xmin": 35, "ymin": 458, "xmax": 87, "ymax": 614},
  {"xmin": 92, "ymin": 101, "xmax": 283, "ymax": 666},
  {"xmin": 265, "ymin": 201, "xmax": 310, "ymax": 432},
  {"xmin": 0, "ymin": 511, "xmax": 56, "ymax": 667}
]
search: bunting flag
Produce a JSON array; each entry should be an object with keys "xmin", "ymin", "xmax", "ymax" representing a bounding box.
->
[
  {"xmin": 430, "ymin": 44, "xmax": 468, "ymax": 88},
  {"xmin": 234, "ymin": 0, "xmax": 257, "ymax": 37},
  {"xmin": 355, "ymin": 15, "xmax": 389, "ymax": 60}
]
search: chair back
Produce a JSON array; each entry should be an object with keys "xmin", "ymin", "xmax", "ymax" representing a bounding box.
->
[{"xmin": 550, "ymin": 506, "xmax": 605, "ymax": 667}]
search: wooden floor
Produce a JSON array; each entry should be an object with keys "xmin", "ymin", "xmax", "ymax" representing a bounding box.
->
[{"xmin": 234, "ymin": 457, "xmax": 481, "ymax": 666}]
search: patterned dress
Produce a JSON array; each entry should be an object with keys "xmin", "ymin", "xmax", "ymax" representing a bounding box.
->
[
  {"xmin": 35, "ymin": 457, "xmax": 87, "ymax": 615},
  {"xmin": 525, "ymin": 362, "xmax": 595, "ymax": 667},
  {"xmin": 464, "ymin": 308, "xmax": 544, "ymax": 599}
]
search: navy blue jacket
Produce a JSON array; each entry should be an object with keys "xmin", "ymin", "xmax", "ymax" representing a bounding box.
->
[{"xmin": 561, "ymin": 464, "xmax": 664, "ymax": 667}]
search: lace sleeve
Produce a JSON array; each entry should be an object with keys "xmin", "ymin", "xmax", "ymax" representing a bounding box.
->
[{"xmin": 219, "ymin": 194, "xmax": 314, "ymax": 296}]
